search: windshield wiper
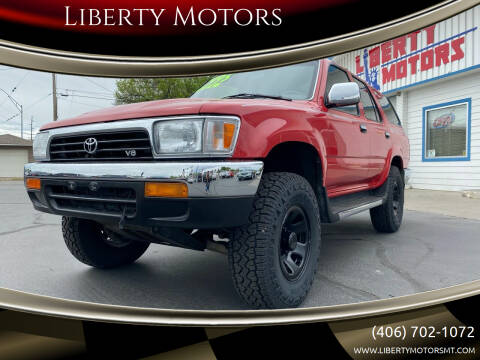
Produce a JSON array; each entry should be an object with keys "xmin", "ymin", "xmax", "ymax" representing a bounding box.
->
[{"xmin": 223, "ymin": 93, "xmax": 292, "ymax": 101}]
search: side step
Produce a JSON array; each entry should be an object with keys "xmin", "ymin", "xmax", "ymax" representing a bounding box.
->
[
  {"xmin": 336, "ymin": 198, "xmax": 383, "ymax": 219},
  {"xmin": 328, "ymin": 191, "xmax": 385, "ymax": 221}
]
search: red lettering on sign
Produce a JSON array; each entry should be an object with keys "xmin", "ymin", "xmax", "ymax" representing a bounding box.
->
[
  {"xmin": 451, "ymin": 37, "xmax": 465, "ymax": 62},
  {"xmin": 396, "ymin": 60, "xmax": 408, "ymax": 79},
  {"xmin": 434, "ymin": 43, "xmax": 450, "ymax": 66},
  {"xmin": 382, "ymin": 64, "xmax": 396, "ymax": 84},
  {"xmin": 408, "ymin": 54, "xmax": 420, "ymax": 74},
  {"xmin": 407, "ymin": 30, "xmax": 421, "ymax": 51},
  {"xmin": 381, "ymin": 41, "xmax": 392, "ymax": 64},
  {"xmin": 355, "ymin": 55, "xmax": 364, "ymax": 74},
  {"xmin": 392, "ymin": 36, "xmax": 407, "ymax": 58},
  {"xmin": 369, "ymin": 47, "xmax": 380, "ymax": 68},
  {"xmin": 421, "ymin": 49, "xmax": 434, "ymax": 71},
  {"xmin": 362, "ymin": 27, "xmax": 467, "ymax": 87},
  {"xmin": 424, "ymin": 24, "xmax": 436, "ymax": 45}
]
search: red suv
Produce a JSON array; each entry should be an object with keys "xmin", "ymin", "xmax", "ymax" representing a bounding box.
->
[{"xmin": 25, "ymin": 59, "xmax": 409, "ymax": 309}]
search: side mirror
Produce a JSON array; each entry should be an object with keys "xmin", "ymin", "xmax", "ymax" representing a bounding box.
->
[{"xmin": 327, "ymin": 82, "xmax": 360, "ymax": 107}]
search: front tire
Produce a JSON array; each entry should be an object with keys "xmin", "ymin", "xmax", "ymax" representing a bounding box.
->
[
  {"xmin": 62, "ymin": 217, "xmax": 150, "ymax": 269},
  {"xmin": 370, "ymin": 166, "xmax": 404, "ymax": 233},
  {"xmin": 228, "ymin": 172, "xmax": 321, "ymax": 309}
]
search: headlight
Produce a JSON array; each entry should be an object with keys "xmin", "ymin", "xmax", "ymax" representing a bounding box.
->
[
  {"xmin": 33, "ymin": 131, "xmax": 49, "ymax": 161},
  {"xmin": 154, "ymin": 119, "xmax": 203, "ymax": 154},
  {"xmin": 153, "ymin": 117, "xmax": 240, "ymax": 156}
]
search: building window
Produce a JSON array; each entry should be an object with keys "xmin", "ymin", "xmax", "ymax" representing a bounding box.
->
[{"xmin": 423, "ymin": 98, "xmax": 471, "ymax": 162}]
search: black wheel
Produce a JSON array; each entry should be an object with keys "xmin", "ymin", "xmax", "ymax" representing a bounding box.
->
[
  {"xmin": 370, "ymin": 166, "xmax": 404, "ymax": 233},
  {"xmin": 228, "ymin": 172, "xmax": 321, "ymax": 309},
  {"xmin": 62, "ymin": 217, "xmax": 150, "ymax": 269}
]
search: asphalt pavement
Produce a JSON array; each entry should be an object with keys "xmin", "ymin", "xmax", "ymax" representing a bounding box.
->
[{"xmin": 1, "ymin": 181, "xmax": 480, "ymax": 310}]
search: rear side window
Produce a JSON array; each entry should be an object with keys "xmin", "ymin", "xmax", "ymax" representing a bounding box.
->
[
  {"xmin": 353, "ymin": 78, "xmax": 380, "ymax": 122},
  {"xmin": 379, "ymin": 96, "xmax": 402, "ymax": 126},
  {"xmin": 325, "ymin": 65, "xmax": 359, "ymax": 116}
]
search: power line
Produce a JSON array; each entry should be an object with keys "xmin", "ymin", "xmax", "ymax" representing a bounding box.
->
[
  {"xmin": 4, "ymin": 112, "xmax": 20, "ymax": 122},
  {"xmin": 11, "ymin": 71, "xmax": 29, "ymax": 94},
  {"xmin": 57, "ymin": 96, "xmax": 104, "ymax": 109},
  {"xmin": 0, "ymin": 87, "xmax": 23, "ymax": 136},
  {"xmin": 57, "ymin": 87, "xmax": 113, "ymax": 95},
  {"xmin": 83, "ymin": 77, "xmax": 114, "ymax": 93},
  {"xmin": 57, "ymin": 88, "xmax": 114, "ymax": 98},
  {"xmin": 58, "ymin": 93, "xmax": 115, "ymax": 101},
  {"xmin": 0, "ymin": 71, "xmax": 29, "ymax": 108},
  {"xmin": 2, "ymin": 93, "xmax": 51, "ymax": 122},
  {"xmin": 25, "ymin": 93, "xmax": 52, "ymax": 110}
]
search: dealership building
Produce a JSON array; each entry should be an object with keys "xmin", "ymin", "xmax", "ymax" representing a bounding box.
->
[{"xmin": 334, "ymin": 5, "xmax": 479, "ymax": 191}]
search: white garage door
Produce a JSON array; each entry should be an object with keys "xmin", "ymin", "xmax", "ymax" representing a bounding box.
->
[{"xmin": 0, "ymin": 148, "xmax": 29, "ymax": 178}]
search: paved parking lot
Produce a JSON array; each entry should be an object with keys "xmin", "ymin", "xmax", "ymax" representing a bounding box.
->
[{"xmin": 1, "ymin": 181, "xmax": 480, "ymax": 310}]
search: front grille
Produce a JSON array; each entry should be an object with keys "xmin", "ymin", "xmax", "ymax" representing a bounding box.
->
[
  {"xmin": 49, "ymin": 130, "xmax": 153, "ymax": 161},
  {"xmin": 45, "ymin": 182, "xmax": 137, "ymax": 218}
]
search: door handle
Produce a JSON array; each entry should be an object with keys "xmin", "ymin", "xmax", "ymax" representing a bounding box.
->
[
  {"xmin": 359, "ymin": 124, "xmax": 367, "ymax": 133},
  {"xmin": 385, "ymin": 132, "xmax": 391, "ymax": 139}
]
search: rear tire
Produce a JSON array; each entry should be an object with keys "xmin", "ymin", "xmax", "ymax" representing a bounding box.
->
[
  {"xmin": 62, "ymin": 217, "xmax": 150, "ymax": 269},
  {"xmin": 370, "ymin": 166, "xmax": 404, "ymax": 233},
  {"xmin": 228, "ymin": 172, "xmax": 321, "ymax": 309}
]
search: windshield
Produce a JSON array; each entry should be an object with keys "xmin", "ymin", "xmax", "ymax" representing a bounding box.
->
[{"xmin": 191, "ymin": 60, "xmax": 319, "ymax": 100}]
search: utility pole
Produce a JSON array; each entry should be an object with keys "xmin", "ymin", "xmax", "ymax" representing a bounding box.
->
[
  {"xmin": 30, "ymin": 116, "xmax": 34, "ymax": 141},
  {"xmin": 20, "ymin": 104, "xmax": 23, "ymax": 138},
  {"xmin": 52, "ymin": 73, "xmax": 58, "ymax": 121}
]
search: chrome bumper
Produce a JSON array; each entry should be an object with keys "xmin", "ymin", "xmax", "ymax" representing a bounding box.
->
[{"xmin": 24, "ymin": 161, "xmax": 264, "ymax": 198}]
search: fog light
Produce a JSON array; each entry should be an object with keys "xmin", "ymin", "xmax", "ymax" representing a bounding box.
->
[
  {"xmin": 26, "ymin": 178, "xmax": 41, "ymax": 190},
  {"xmin": 145, "ymin": 182, "xmax": 188, "ymax": 198}
]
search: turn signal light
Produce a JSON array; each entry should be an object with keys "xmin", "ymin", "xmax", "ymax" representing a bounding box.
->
[
  {"xmin": 144, "ymin": 182, "xmax": 188, "ymax": 198},
  {"xmin": 26, "ymin": 178, "xmax": 41, "ymax": 190},
  {"xmin": 223, "ymin": 123, "xmax": 235, "ymax": 148},
  {"xmin": 208, "ymin": 120, "xmax": 237, "ymax": 151}
]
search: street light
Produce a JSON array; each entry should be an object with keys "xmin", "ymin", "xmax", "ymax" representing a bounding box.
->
[{"xmin": 0, "ymin": 88, "xmax": 23, "ymax": 138}]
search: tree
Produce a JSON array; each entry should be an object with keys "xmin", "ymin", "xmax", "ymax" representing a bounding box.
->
[{"xmin": 114, "ymin": 77, "xmax": 212, "ymax": 104}]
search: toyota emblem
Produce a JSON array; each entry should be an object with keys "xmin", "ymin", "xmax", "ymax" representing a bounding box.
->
[
  {"xmin": 84, "ymin": 137, "xmax": 98, "ymax": 154},
  {"xmin": 67, "ymin": 181, "xmax": 77, "ymax": 191}
]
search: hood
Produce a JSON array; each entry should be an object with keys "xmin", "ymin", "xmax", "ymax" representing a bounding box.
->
[
  {"xmin": 41, "ymin": 98, "xmax": 208, "ymax": 130},
  {"xmin": 40, "ymin": 97, "xmax": 313, "ymax": 130}
]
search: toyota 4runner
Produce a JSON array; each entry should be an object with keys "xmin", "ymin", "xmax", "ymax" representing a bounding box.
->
[{"xmin": 25, "ymin": 59, "xmax": 409, "ymax": 309}]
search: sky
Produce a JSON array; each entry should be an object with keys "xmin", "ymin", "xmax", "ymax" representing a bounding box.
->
[{"xmin": 0, "ymin": 64, "xmax": 118, "ymax": 140}]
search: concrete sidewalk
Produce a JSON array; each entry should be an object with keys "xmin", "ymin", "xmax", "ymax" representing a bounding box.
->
[{"xmin": 405, "ymin": 188, "xmax": 480, "ymax": 220}]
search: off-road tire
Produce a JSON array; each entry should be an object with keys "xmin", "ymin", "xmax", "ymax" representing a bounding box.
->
[
  {"xmin": 228, "ymin": 172, "xmax": 321, "ymax": 309},
  {"xmin": 62, "ymin": 217, "xmax": 150, "ymax": 269},
  {"xmin": 370, "ymin": 166, "xmax": 404, "ymax": 233}
]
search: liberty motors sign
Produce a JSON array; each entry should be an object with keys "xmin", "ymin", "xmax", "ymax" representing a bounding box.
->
[{"xmin": 335, "ymin": 7, "xmax": 480, "ymax": 93}]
